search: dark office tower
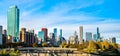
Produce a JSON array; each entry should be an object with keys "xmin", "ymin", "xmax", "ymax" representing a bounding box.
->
[
  {"xmin": 97, "ymin": 27, "xmax": 100, "ymax": 41},
  {"xmin": 0, "ymin": 25, "xmax": 3, "ymax": 45},
  {"xmin": 24, "ymin": 29, "xmax": 35, "ymax": 46},
  {"xmin": 79, "ymin": 26, "xmax": 83, "ymax": 44},
  {"xmin": 53, "ymin": 28, "xmax": 57, "ymax": 39},
  {"xmin": 60, "ymin": 29, "xmax": 62, "ymax": 38},
  {"xmin": 28, "ymin": 30, "xmax": 35, "ymax": 45},
  {"xmin": 7, "ymin": 5, "xmax": 19, "ymax": 42},
  {"xmin": 97, "ymin": 27, "xmax": 99, "ymax": 33},
  {"xmin": 2, "ymin": 30, "xmax": 7, "ymax": 35},
  {"xmin": 112, "ymin": 37, "xmax": 116, "ymax": 43},
  {"xmin": 34, "ymin": 34, "xmax": 38, "ymax": 44},
  {"xmin": 2, "ymin": 30, "xmax": 7, "ymax": 44},
  {"xmin": 42, "ymin": 28, "xmax": 48, "ymax": 42}
]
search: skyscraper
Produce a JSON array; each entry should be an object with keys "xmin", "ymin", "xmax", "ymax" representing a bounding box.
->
[
  {"xmin": 53, "ymin": 28, "xmax": 57, "ymax": 39},
  {"xmin": 7, "ymin": 5, "xmax": 19, "ymax": 42},
  {"xmin": 34, "ymin": 34, "xmax": 38, "ymax": 44},
  {"xmin": 86, "ymin": 32, "xmax": 92, "ymax": 42},
  {"xmin": 49, "ymin": 33, "xmax": 55, "ymax": 45},
  {"xmin": 2, "ymin": 30, "xmax": 7, "ymax": 44},
  {"xmin": 60, "ymin": 29, "xmax": 62, "ymax": 38},
  {"xmin": 42, "ymin": 28, "xmax": 48, "ymax": 42},
  {"xmin": 20, "ymin": 28, "xmax": 26, "ymax": 43},
  {"xmin": 74, "ymin": 31, "xmax": 79, "ymax": 44},
  {"xmin": 79, "ymin": 26, "xmax": 83, "ymax": 44},
  {"xmin": 28, "ymin": 30, "xmax": 35, "ymax": 45},
  {"xmin": 38, "ymin": 31, "xmax": 44, "ymax": 42},
  {"xmin": 49, "ymin": 33, "xmax": 54, "ymax": 39},
  {"xmin": 97, "ymin": 27, "xmax": 100, "ymax": 41},
  {"xmin": 0, "ymin": 26, "xmax": 3, "ymax": 45},
  {"xmin": 26, "ymin": 29, "xmax": 35, "ymax": 46},
  {"xmin": 93, "ymin": 34, "xmax": 97, "ymax": 42},
  {"xmin": 112, "ymin": 37, "xmax": 116, "ymax": 43}
]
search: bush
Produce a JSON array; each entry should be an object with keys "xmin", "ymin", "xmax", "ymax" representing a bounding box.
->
[
  {"xmin": 2, "ymin": 49, "xmax": 7, "ymax": 54},
  {"xmin": 60, "ymin": 42, "xmax": 67, "ymax": 48},
  {"xmin": 32, "ymin": 43, "xmax": 38, "ymax": 47},
  {"xmin": 42, "ymin": 42, "xmax": 47, "ymax": 47}
]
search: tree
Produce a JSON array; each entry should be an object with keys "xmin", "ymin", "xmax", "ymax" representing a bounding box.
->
[
  {"xmin": 69, "ymin": 44, "xmax": 76, "ymax": 48},
  {"xmin": 97, "ymin": 41, "xmax": 102, "ymax": 49},
  {"xmin": 87, "ymin": 40, "xmax": 97, "ymax": 53},
  {"xmin": 117, "ymin": 44, "xmax": 120, "ymax": 48},
  {"xmin": 60, "ymin": 42, "xmax": 67, "ymax": 48},
  {"xmin": 110, "ymin": 43, "xmax": 118, "ymax": 49},
  {"xmin": 102, "ymin": 41, "xmax": 110, "ymax": 50},
  {"xmin": 2, "ymin": 49, "xmax": 7, "ymax": 54},
  {"xmin": 77, "ymin": 44, "xmax": 84, "ymax": 50},
  {"xmin": 83, "ymin": 41, "xmax": 89, "ymax": 48},
  {"xmin": 32, "ymin": 43, "xmax": 37, "ymax": 47},
  {"xmin": 42, "ymin": 42, "xmax": 47, "ymax": 47}
]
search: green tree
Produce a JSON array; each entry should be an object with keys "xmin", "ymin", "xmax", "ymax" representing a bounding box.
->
[
  {"xmin": 77, "ymin": 44, "xmax": 84, "ymax": 50},
  {"xmin": 102, "ymin": 41, "xmax": 110, "ymax": 50},
  {"xmin": 97, "ymin": 41, "xmax": 102, "ymax": 49},
  {"xmin": 87, "ymin": 40, "xmax": 97, "ymax": 53},
  {"xmin": 32, "ymin": 43, "xmax": 38, "ymax": 47},
  {"xmin": 2, "ymin": 49, "xmax": 7, "ymax": 54},
  {"xmin": 117, "ymin": 44, "xmax": 120, "ymax": 48},
  {"xmin": 42, "ymin": 42, "xmax": 47, "ymax": 47},
  {"xmin": 83, "ymin": 41, "xmax": 89, "ymax": 48},
  {"xmin": 110, "ymin": 43, "xmax": 118, "ymax": 49},
  {"xmin": 69, "ymin": 44, "xmax": 76, "ymax": 48},
  {"xmin": 60, "ymin": 42, "xmax": 67, "ymax": 48}
]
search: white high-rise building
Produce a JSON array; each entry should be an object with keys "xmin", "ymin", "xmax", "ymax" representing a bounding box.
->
[{"xmin": 79, "ymin": 26, "xmax": 83, "ymax": 44}]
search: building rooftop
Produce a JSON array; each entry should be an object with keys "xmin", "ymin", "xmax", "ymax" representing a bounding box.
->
[{"xmin": 9, "ymin": 5, "xmax": 17, "ymax": 8}]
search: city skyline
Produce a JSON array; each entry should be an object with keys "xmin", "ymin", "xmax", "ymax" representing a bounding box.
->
[{"xmin": 0, "ymin": 0, "xmax": 120, "ymax": 43}]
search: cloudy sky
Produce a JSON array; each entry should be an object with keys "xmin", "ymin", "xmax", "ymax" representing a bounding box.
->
[{"xmin": 0, "ymin": 0, "xmax": 120, "ymax": 43}]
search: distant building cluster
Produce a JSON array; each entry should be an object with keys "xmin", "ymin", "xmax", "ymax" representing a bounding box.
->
[
  {"xmin": 0, "ymin": 5, "xmax": 117, "ymax": 46},
  {"xmin": 68, "ymin": 26, "xmax": 116, "ymax": 44}
]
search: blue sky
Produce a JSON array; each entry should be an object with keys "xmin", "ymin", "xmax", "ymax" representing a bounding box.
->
[{"xmin": 0, "ymin": 0, "xmax": 120, "ymax": 43}]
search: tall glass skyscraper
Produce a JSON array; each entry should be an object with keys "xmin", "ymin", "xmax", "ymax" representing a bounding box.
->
[
  {"xmin": 60, "ymin": 29, "xmax": 62, "ymax": 38},
  {"xmin": 38, "ymin": 31, "xmax": 44, "ymax": 42},
  {"xmin": 53, "ymin": 28, "xmax": 57, "ymax": 39},
  {"xmin": 7, "ymin": 5, "xmax": 19, "ymax": 42},
  {"xmin": 93, "ymin": 34, "xmax": 97, "ymax": 42},
  {"xmin": 42, "ymin": 28, "xmax": 48, "ymax": 42},
  {"xmin": 0, "ymin": 25, "xmax": 2, "ymax": 45},
  {"xmin": 97, "ymin": 27, "xmax": 100, "ymax": 41},
  {"xmin": 86, "ymin": 32, "xmax": 92, "ymax": 42}
]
